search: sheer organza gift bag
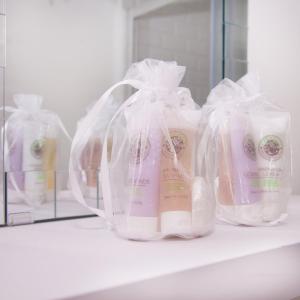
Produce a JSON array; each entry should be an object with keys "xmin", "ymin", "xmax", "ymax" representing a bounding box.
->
[
  {"xmin": 203, "ymin": 73, "xmax": 291, "ymax": 226},
  {"xmin": 77, "ymin": 98, "xmax": 117, "ymax": 200},
  {"xmin": 2, "ymin": 94, "xmax": 71, "ymax": 206},
  {"xmin": 70, "ymin": 59, "xmax": 215, "ymax": 240}
]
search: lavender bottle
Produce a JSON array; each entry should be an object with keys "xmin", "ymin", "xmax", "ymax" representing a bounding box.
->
[
  {"xmin": 229, "ymin": 111, "xmax": 260, "ymax": 205},
  {"xmin": 7, "ymin": 126, "xmax": 24, "ymax": 191}
]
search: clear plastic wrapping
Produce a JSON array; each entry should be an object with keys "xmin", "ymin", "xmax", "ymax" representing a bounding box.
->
[
  {"xmin": 70, "ymin": 59, "xmax": 215, "ymax": 240},
  {"xmin": 2, "ymin": 94, "xmax": 71, "ymax": 206},
  {"xmin": 77, "ymin": 99, "xmax": 117, "ymax": 200},
  {"xmin": 203, "ymin": 73, "xmax": 291, "ymax": 226}
]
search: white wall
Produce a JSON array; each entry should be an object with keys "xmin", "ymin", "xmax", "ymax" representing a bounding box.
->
[
  {"xmin": 6, "ymin": 0, "xmax": 126, "ymax": 137},
  {"xmin": 133, "ymin": 0, "xmax": 211, "ymax": 105},
  {"xmin": 248, "ymin": 0, "xmax": 300, "ymax": 193}
]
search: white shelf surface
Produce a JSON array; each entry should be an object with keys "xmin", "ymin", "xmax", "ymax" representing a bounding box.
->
[
  {"xmin": 0, "ymin": 191, "xmax": 97, "ymax": 224},
  {"xmin": 0, "ymin": 196, "xmax": 300, "ymax": 300}
]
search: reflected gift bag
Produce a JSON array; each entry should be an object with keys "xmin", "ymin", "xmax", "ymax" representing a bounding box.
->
[
  {"xmin": 2, "ymin": 94, "xmax": 71, "ymax": 206},
  {"xmin": 70, "ymin": 59, "xmax": 215, "ymax": 240},
  {"xmin": 77, "ymin": 99, "xmax": 117, "ymax": 200},
  {"xmin": 203, "ymin": 73, "xmax": 291, "ymax": 226}
]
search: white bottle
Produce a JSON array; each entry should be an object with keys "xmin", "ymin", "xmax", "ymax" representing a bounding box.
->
[
  {"xmin": 250, "ymin": 111, "xmax": 290, "ymax": 222},
  {"xmin": 23, "ymin": 120, "xmax": 47, "ymax": 206}
]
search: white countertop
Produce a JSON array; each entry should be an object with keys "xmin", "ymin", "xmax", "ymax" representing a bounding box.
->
[{"xmin": 0, "ymin": 196, "xmax": 300, "ymax": 300}]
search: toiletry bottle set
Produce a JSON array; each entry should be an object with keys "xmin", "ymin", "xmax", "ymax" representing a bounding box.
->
[
  {"xmin": 4, "ymin": 94, "xmax": 69, "ymax": 206},
  {"xmin": 3, "ymin": 61, "xmax": 291, "ymax": 236},
  {"xmin": 70, "ymin": 59, "xmax": 214, "ymax": 241},
  {"xmin": 124, "ymin": 104, "xmax": 214, "ymax": 240},
  {"xmin": 69, "ymin": 60, "xmax": 290, "ymax": 240},
  {"xmin": 206, "ymin": 74, "xmax": 291, "ymax": 226}
]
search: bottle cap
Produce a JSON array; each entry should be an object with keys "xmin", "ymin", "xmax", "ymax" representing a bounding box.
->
[
  {"xmin": 160, "ymin": 211, "xmax": 192, "ymax": 236},
  {"xmin": 126, "ymin": 216, "xmax": 158, "ymax": 240},
  {"xmin": 218, "ymin": 202, "xmax": 263, "ymax": 225},
  {"xmin": 263, "ymin": 200, "xmax": 282, "ymax": 222}
]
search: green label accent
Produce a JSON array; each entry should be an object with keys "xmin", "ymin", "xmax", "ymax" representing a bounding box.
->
[{"xmin": 251, "ymin": 178, "xmax": 280, "ymax": 189}]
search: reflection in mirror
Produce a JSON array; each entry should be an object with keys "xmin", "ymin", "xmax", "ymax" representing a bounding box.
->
[
  {"xmin": 223, "ymin": 0, "xmax": 248, "ymax": 80},
  {"xmin": 4, "ymin": 0, "xmax": 124, "ymax": 222},
  {"xmin": 2, "ymin": 0, "xmax": 247, "ymax": 224},
  {"xmin": 132, "ymin": 0, "xmax": 212, "ymax": 103},
  {"xmin": 0, "ymin": 6, "xmax": 4, "ymax": 225}
]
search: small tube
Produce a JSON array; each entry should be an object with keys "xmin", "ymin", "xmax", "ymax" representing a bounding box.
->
[
  {"xmin": 217, "ymin": 121, "xmax": 234, "ymax": 205},
  {"xmin": 250, "ymin": 112, "xmax": 290, "ymax": 221},
  {"xmin": 127, "ymin": 124, "xmax": 161, "ymax": 238},
  {"xmin": 81, "ymin": 137, "xmax": 102, "ymax": 199},
  {"xmin": 227, "ymin": 111, "xmax": 263, "ymax": 224},
  {"xmin": 160, "ymin": 127, "xmax": 195, "ymax": 236},
  {"xmin": 43, "ymin": 125, "xmax": 57, "ymax": 201},
  {"xmin": 23, "ymin": 121, "xmax": 47, "ymax": 206},
  {"xmin": 230, "ymin": 111, "xmax": 261, "ymax": 204},
  {"xmin": 7, "ymin": 126, "xmax": 24, "ymax": 192}
]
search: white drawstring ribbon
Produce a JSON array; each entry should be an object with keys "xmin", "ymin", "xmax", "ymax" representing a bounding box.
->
[
  {"xmin": 69, "ymin": 79, "xmax": 194, "ymax": 228},
  {"xmin": 1, "ymin": 105, "xmax": 72, "ymax": 205}
]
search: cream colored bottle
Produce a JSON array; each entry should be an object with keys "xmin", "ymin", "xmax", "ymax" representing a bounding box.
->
[
  {"xmin": 43, "ymin": 126, "xmax": 57, "ymax": 201},
  {"xmin": 23, "ymin": 121, "xmax": 47, "ymax": 206},
  {"xmin": 81, "ymin": 137, "xmax": 102, "ymax": 198},
  {"xmin": 81, "ymin": 134, "xmax": 113, "ymax": 199},
  {"xmin": 217, "ymin": 122, "xmax": 234, "ymax": 205},
  {"xmin": 159, "ymin": 111, "xmax": 195, "ymax": 236}
]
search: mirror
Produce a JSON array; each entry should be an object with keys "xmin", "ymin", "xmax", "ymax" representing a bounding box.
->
[{"xmin": 0, "ymin": 0, "xmax": 248, "ymax": 226}]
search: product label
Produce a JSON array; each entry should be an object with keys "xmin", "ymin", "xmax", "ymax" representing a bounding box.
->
[
  {"xmin": 251, "ymin": 178, "xmax": 280, "ymax": 190},
  {"xmin": 127, "ymin": 128, "xmax": 161, "ymax": 218},
  {"xmin": 162, "ymin": 130, "xmax": 187, "ymax": 158},
  {"xmin": 160, "ymin": 128, "xmax": 193, "ymax": 212},
  {"xmin": 245, "ymin": 167, "xmax": 283, "ymax": 192},
  {"xmin": 239, "ymin": 134, "xmax": 284, "ymax": 196},
  {"xmin": 243, "ymin": 134, "xmax": 256, "ymax": 161},
  {"xmin": 30, "ymin": 139, "xmax": 45, "ymax": 159},
  {"xmin": 129, "ymin": 134, "xmax": 151, "ymax": 164},
  {"xmin": 258, "ymin": 135, "xmax": 283, "ymax": 161}
]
